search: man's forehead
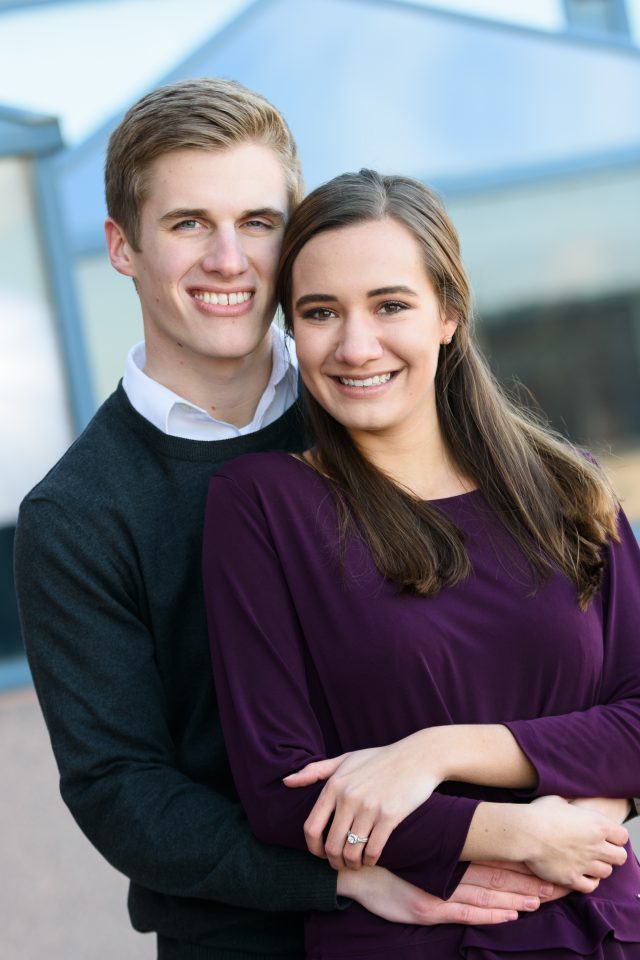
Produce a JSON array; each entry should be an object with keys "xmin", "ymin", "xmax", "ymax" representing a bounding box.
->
[{"xmin": 144, "ymin": 145, "xmax": 289, "ymax": 215}]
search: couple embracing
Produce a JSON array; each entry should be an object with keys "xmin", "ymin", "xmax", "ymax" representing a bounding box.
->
[{"xmin": 16, "ymin": 78, "xmax": 640, "ymax": 959}]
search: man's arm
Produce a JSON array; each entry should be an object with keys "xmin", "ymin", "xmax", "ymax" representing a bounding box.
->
[{"xmin": 15, "ymin": 494, "xmax": 339, "ymax": 913}]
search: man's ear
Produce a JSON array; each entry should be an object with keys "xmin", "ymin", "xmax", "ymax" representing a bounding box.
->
[{"xmin": 105, "ymin": 218, "xmax": 136, "ymax": 277}]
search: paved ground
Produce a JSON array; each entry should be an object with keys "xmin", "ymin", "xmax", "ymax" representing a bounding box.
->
[
  {"xmin": 0, "ymin": 685, "xmax": 154, "ymax": 960},
  {"xmin": 3, "ymin": 684, "xmax": 640, "ymax": 959}
]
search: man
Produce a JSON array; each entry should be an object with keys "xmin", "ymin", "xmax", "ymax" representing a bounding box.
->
[{"xmin": 15, "ymin": 79, "xmax": 554, "ymax": 959}]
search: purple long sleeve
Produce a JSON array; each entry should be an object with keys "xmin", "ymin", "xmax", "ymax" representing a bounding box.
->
[
  {"xmin": 504, "ymin": 509, "xmax": 640, "ymax": 799},
  {"xmin": 203, "ymin": 451, "xmax": 640, "ymax": 957},
  {"xmin": 204, "ymin": 470, "xmax": 477, "ymax": 900}
]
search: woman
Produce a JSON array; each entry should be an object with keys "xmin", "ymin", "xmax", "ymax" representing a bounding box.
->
[{"xmin": 203, "ymin": 170, "xmax": 640, "ymax": 958}]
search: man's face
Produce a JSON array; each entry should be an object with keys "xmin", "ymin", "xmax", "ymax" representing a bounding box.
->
[{"xmin": 107, "ymin": 144, "xmax": 290, "ymax": 382}]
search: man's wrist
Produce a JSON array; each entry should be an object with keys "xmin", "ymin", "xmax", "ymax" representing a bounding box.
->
[{"xmin": 336, "ymin": 868, "xmax": 360, "ymax": 899}]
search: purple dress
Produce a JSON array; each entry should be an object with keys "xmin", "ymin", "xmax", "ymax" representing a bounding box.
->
[{"xmin": 203, "ymin": 451, "xmax": 640, "ymax": 959}]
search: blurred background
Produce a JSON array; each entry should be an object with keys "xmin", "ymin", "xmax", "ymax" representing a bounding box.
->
[{"xmin": 1, "ymin": 0, "xmax": 639, "ymax": 956}]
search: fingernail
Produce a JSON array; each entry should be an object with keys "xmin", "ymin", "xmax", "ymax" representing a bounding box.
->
[
  {"xmin": 540, "ymin": 884, "xmax": 554, "ymax": 897},
  {"xmin": 524, "ymin": 898, "xmax": 539, "ymax": 911},
  {"xmin": 501, "ymin": 912, "xmax": 518, "ymax": 922}
]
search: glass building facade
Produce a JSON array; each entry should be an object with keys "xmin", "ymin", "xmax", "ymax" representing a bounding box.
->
[{"xmin": 2, "ymin": 0, "xmax": 640, "ymax": 685}]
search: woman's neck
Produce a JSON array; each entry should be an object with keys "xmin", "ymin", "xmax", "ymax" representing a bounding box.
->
[{"xmin": 350, "ymin": 423, "xmax": 475, "ymax": 501}]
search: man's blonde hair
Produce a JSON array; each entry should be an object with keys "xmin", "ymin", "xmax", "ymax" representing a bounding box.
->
[{"xmin": 105, "ymin": 77, "xmax": 303, "ymax": 249}]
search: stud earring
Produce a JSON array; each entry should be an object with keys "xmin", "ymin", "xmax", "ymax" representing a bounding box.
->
[{"xmin": 442, "ymin": 336, "xmax": 453, "ymax": 345}]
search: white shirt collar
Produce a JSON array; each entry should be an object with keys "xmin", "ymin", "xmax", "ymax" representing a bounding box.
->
[{"xmin": 122, "ymin": 325, "xmax": 298, "ymax": 441}]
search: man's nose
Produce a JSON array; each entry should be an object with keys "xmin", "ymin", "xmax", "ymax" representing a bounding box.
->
[{"xmin": 201, "ymin": 227, "xmax": 248, "ymax": 276}]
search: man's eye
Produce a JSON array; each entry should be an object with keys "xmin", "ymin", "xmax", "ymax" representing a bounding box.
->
[
  {"xmin": 379, "ymin": 301, "xmax": 408, "ymax": 315},
  {"xmin": 174, "ymin": 219, "xmax": 201, "ymax": 231},
  {"xmin": 244, "ymin": 219, "xmax": 271, "ymax": 230}
]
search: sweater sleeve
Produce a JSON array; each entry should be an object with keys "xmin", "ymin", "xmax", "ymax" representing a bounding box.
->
[
  {"xmin": 14, "ymin": 494, "xmax": 340, "ymax": 914},
  {"xmin": 203, "ymin": 474, "xmax": 479, "ymax": 900},
  {"xmin": 504, "ymin": 509, "xmax": 640, "ymax": 800}
]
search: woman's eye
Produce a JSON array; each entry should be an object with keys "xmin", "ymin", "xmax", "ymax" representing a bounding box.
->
[
  {"xmin": 303, "ymin": 307, "xmax": 335, "ymax": 321},
  {"xmin": 379, "ymin": 300, "xmax": 407, "ymax": 315}
]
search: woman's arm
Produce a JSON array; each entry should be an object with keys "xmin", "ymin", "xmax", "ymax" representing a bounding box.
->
[
  {"xmin": 288, "ymin": 510, "xmax": 640, "ymax": 865},
  {"xmin": 204, "ymin": 471, "xmax": 477, "ymax": 899},
  {"xmin": 203, "ymin": 470, "xmax": 629, "ymax": 899},
  {"xmin": 461, "ymin": 796, "xmax": 627, "ymax": 893},
  {"xmin": 503, "ymin": 509, "xmax": 640, "ymax": 800}
]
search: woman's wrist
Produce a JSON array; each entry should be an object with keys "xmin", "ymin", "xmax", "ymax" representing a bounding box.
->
[
  {"xmin": 461, "ymin": 802, "xmax": 533, "ymax": 863},
  {"xmin": 424, "ymin": 724, "xmax": 536, "ymax": 790}
]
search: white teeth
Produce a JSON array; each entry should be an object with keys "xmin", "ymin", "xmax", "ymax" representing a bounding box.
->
[
  {"xmin": 339, "ymin": 373, "xmax": 392, "ymax": 387},
  {"xmin": 194, "ymin": 291, "xmax": 252, "ymax": 305}
]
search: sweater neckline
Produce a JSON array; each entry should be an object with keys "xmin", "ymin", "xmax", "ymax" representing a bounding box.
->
[{"xmin": 113, "ymin": 382, "xmax": 305, "ymax": 462}]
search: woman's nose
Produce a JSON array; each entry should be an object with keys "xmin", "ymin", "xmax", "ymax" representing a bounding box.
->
[{"xmin": 334, "ymin": 316, "xmax": 384, "ymax": 367}]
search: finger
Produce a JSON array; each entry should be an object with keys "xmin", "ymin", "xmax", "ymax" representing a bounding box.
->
[
  {"xmin": 601, "ymin": 840, "xmax": 628, "ymax": 866},
  {"xmin": 570, "ymin": 874, "xmax": 600, "ymax": 894},
  {"xmin": 323, "ymin": 806, "xmax": 356, "ymax": 871},
  {"xmin": 303, "ymin": 790, "xmax": 338, "ymax": 857},
  {"xmin": 426, "ymin": 902, "xmax": 518, "ymax": 925},
  {"xmin": 283, "ymin": 754, "xmax": 349, "ymax": 788},
  {"xmin": 606, "ymin": 822, "xmax": 629, "ymax": 846},
  {"xmin": 583, "ymin": 860, "xmax": 613, "ymax": 881},
  {"xmin": 463, "ymin": 863, "xmax": 556, "ymax": 899},
  {"xmin": 451, "ymin": 882, "xmax": 541, "ymax": 913},
  {"xmin": 471, "ymin": 860, "xmax": 536, "ymax": 877},
  {"xmin": 342, "ymin": 820, "xmax": 375, "ymax": 871},
  {"xmin": 362, "ymin": 820, "xmax": 394, "ymax": 868}
]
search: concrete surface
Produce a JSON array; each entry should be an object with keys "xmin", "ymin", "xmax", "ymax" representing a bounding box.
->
[
  {"xmin": 2, "ymin": 685, "xmax": 639, "ymax": 959},
  {"xmin": 0, "ymin": 686, "xmax": 154, "ymax": 960}
]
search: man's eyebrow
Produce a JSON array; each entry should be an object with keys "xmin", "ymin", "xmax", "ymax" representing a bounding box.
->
[
  {"xmin": 158, "ymin": 207, "xmax": 287, "ymax": 225},
  {"xmin": 159, "ymin": 208, "xmax": 207, "ymax": 224},
  {"xmin": 295, "ymin": 293, "xmax": 338, "ymax": 309},
  {"xmin": 367, "ymin": 285, "xmax": 418, "ymax": 297},
  {"xmin": 240, "ymin": 207, "xmax": 286, "ymax": 225}
]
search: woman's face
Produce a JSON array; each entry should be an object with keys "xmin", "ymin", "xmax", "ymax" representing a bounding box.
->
[{"xmin": 290, "ymin": 217, "xmax": 457, "ymax": 445}]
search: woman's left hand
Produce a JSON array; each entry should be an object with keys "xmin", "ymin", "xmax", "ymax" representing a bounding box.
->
[{"xmin": 283, "ymin": 733, "xmax": 443, "ymax": 869}]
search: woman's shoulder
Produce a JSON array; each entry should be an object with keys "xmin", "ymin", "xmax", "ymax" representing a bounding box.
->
[{"xmin": 209, "ymin": 450, "xmax": 328, "ymax": 505}]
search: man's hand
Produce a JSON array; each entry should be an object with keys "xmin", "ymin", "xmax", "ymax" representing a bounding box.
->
[{"xmin": 337, "ymin": 862, "xmax": 564, "ymax": 926}]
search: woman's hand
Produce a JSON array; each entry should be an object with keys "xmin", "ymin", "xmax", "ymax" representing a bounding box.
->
[
  {"xmin": 467, "ymin": 796, "xmax": 629, "ymax": 894},
  {"xmin": 284, "ymin": 724, "xmax": 537, "ymax": 869},
  {"xmin": 285, "ymin": 733, "xmax": 443, "ymax": 869},
  {"xmin": 570, "ymin": 796, "xmax": 632, "ymax": 822}
]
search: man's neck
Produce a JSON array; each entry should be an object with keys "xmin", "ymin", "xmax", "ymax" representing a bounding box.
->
[{"xmin": 143, "ymin": 333, "xmax": 274, "ymax": 428}]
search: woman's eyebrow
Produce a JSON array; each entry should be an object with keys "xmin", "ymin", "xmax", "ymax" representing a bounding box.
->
[
  {"xmin": 367, "ymin": 285, "xmax": 417, "ymax": 297},
  {"xmin": 295, "ymin": 293, "xmax": 337, "ymax": 309}
]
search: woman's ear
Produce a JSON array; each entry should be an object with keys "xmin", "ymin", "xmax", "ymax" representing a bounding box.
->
[{"xmin": 440, "ymin": 310, "xmax": 459, "ymax": 345}]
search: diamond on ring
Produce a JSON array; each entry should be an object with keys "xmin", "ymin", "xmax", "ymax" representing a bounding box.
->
[{"xmin": 346, "ymin": 832, "xmax": 369, "ymax": 844}]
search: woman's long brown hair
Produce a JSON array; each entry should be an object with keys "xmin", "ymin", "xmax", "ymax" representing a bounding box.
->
[{"xmin": 277, "ymin": 170, "xmax": 618, "ymax": 609}]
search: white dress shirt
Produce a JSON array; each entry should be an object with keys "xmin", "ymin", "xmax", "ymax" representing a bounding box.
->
[{"xmin": 122, "ymin": 325, "xmax": 298, "ymax": 441}]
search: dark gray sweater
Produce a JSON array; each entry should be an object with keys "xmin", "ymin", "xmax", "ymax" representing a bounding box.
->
[{"xmin": 14, "ymin": 384, "xmax": 340, "ymax": 960}]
